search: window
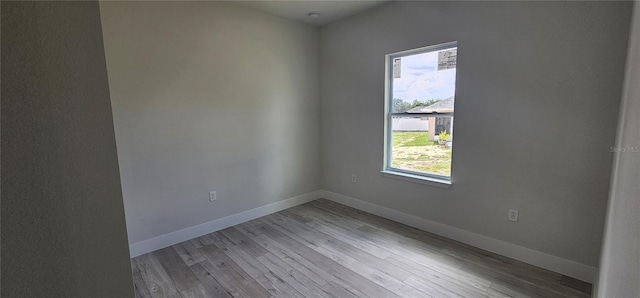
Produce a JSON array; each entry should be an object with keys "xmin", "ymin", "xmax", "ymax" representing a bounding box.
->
[{"xmin": 383, "ymin": 42, "xmax": 457, "ymax": 184}]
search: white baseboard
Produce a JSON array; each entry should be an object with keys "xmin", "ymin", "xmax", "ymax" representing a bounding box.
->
[
  {"xmin": 323, "ymin": 190, "xmax": 596, "ymax": 283},
  {"xmin": 128, "ymin": 190, "xmax": 323, "ymax": 258},
  {"xmin": 129, "ymin": 189, "xmax": 596, "ymax": 283}
]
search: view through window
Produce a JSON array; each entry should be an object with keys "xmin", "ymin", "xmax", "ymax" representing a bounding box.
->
[{"xmin": 385, "ymin": 42, "xmax": 457, "ymax": 181}]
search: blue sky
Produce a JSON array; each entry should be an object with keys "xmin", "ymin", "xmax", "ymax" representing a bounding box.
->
[{"xmin": 393, "ymin": 49, "xmax": 456, "ymax": 102}]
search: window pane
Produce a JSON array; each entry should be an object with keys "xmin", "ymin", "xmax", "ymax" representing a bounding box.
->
[
  {"xmin": 390, "ymin": 116, "xmax": 452, "ymax": 176},
  {"xmin": 391, "ymin": 49, "xmax": 457, "ymax": 113}
]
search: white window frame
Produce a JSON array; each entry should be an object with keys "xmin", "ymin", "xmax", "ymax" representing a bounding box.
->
[{"xmin": 382, "ymin": 41, "xmax": 457, "ymax": 187}]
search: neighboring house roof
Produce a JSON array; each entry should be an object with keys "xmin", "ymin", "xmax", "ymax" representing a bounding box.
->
[{"xmin": 407, "ymin": 96, "xmax": 454, "ymax": 113}]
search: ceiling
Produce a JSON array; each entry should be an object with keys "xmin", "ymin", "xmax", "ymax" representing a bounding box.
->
[{"xmin": 236, "ymin": 1, "xmax": 391, "ymax": 26}]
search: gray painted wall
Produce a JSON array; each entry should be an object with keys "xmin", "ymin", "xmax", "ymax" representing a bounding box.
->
[
  {"xmin": 1, "ymin": 1, "xmax": 3, "ymax": 293},
  {"xmin": 320, "ymin": 1, "xmax": 631, "ymax": 267},
  {"xmin": 99, "ymin": 2, "xmax": 321, "ymax": 244},
  {"xmin": 597, "ymin": 2, "xmax": 640, "ymax": 297},
  {"xmin": 1, "ymin": 2, "xmax": 133, "ymax": 297}
]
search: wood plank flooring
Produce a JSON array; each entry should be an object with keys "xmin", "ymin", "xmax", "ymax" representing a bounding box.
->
[{"xmin": 131, "ymin": 199, "xmax": 592, "ymax": 298}]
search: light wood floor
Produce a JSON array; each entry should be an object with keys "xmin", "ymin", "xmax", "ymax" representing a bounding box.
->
[{"xmin": 131, "ymin": 199, "xmax": 592, "ymax": 298}]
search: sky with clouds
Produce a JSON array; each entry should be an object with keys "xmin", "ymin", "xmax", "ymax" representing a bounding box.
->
[{"xmin": 393, "ymin": 49, "xmax": 457, "ymax": 103}]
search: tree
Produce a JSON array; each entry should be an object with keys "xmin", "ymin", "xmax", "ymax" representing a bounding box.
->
[
  {"xmin": 394, "ymin": 98, "xmax": 442, "ymax": 113},
  {"xmin": 410, "ymin": 99, "xmax": 439, "ymax": 108},
  {"xmin": 392, "ymin": 98, "xmax": 412, "ymax": 113}
]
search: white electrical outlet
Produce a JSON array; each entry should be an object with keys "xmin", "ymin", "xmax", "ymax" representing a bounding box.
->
[
  {"xmin": 508, "ymin": 209, "xmax": 519, "ymax": 222},
  {"xmin": 209, "ymin": 191, "xmax": 217, "ymax": 202},
  {"xmin": 351, "ymin": 174, "xmax": 357, "ymax": 183}
]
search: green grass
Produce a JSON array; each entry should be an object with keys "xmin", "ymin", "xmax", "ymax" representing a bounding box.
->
[
  {"xmin": 391, "ymin": 131, "xmax": 452, "ymax": 176},
  {"xmin": 392, "ymin": 131, "xmax": 429, "ymax": 146}
]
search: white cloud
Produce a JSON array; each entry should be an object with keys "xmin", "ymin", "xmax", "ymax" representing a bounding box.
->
[{"xmin": 393, "ymin": 49, "xmax": 456, "ymax": 102}]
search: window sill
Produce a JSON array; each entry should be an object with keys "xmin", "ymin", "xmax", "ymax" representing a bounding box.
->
[{"xmin": 381, "ymin": 170, "xmax": 452, "ymax": 188}]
